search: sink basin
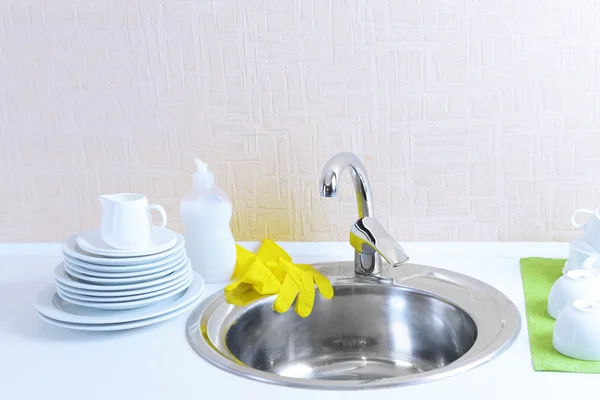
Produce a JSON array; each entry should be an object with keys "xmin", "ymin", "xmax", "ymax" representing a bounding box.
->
[{"xmin": 186, "ymin": 262, "xmax": 521, "ymax": 390}]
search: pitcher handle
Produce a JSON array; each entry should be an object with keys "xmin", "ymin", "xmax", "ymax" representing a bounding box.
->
[
  {"xmin": 583, "ymin": 256, "xmax": 600, "ymax": 270},
  {"xmin": 148, "ymin": 204, "xmax": 168, "ymax": 228},
  {"xmin": 571, "ymin": 208, "xmax": 594, "ymax": 229}
]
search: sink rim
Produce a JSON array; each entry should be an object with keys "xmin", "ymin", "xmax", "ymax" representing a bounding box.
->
[{"xmin": 186, "ymin": 262, "xmax": 522, "ymax": 390}]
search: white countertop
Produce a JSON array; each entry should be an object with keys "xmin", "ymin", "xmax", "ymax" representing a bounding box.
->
[{"xmin": 1, "ymin": 241, "xmax": 598, "ymax": 400}]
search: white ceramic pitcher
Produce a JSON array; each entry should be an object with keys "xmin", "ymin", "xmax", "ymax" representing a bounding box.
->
[
  {"xmin": 99, "ymin": 193, "xmax": 167, "ymax": 249},
  {"xmin": 571, "ymin": 208, "xmax": 600, "ymax": 251}
]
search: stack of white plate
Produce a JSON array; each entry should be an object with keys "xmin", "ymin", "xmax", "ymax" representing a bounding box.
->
[{"xmin": 35, "ymin": 227, "xmax": 204, "ymax": 331}]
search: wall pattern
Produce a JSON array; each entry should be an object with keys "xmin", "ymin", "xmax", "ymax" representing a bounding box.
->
[{"xmin": 2, "ymin": 0, "xmax": 600, "ymax": 242}]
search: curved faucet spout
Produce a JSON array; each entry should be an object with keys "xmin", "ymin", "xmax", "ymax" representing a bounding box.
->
[
  {"xmin": 319, "ymin": 152, "xmax": 374, "ymax": 219},
  {"xmin": 319, "ymin": 151, "xmax": 409, "ymax": 277}
]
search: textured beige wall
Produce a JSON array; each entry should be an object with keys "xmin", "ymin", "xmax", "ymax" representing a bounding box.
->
[{"xmin": 2, "ymin": 0, "xmax": 600, "ymax": 242}]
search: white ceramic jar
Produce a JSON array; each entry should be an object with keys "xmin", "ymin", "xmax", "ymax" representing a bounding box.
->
[
  {"xmin": 553, "ymin": 299, "xmax": 600, "ymax": 361},
  {"xmin": 547, "ymin": 269, "xmax": 600, "ymax": 319}
]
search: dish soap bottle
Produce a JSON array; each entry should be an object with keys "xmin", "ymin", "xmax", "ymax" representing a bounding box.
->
[{"xmin": 180, "ymin": 159, "xmax": 236, "ymax": 283}]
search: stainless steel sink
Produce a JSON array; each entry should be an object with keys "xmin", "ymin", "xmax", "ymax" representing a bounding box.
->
[
  {"xmin": 185, "ymin": 152, "xmax": 521, "ymax": 389},
  {"xmin": 186, "ymin": 261, "xmax": 521, "ymax": 390}
]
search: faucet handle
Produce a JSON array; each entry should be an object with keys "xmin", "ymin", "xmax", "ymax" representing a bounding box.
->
[{"xmin": 349, "ymin": 217, "xmax": 410, "ymax": 267}]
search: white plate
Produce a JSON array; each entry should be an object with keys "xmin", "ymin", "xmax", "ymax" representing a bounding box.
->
[
  {"xmin": 76, "ymin": 227, "xmax": 178, "ymax": 258},
  {"xmin": 56, "ymin": 269, "xmax": 192, "ymax": 297},
  {"xmin": 36, "ymin": 272, "xmax": 204, "ymax": 325},
  {"xmin": 55, "ymin": 274, "xmax": 193, "ymax": 303},
  {"xmin": 63, "ymin": 248, "xmax": 186, "ymax": 273},
  {"xmin": 35, "ymin": 286, "xmax": 203, "ymax": 331},
  {"xmin": 35, "ymin": 295, "xmax": 202, "ymax": 331},
  {"xmin": 54, "ymin": 261, "xmax": 189, "ymax": 292},
  {"xmin": 64, "ymin": 257, "xmax": 185, "ymax": 285},
  {"xmin": 56, "ymin": 278, "xmax": 192, "ymax": 310},
  {"xmin": 63, "ymin": 252, "xmax": 186, "ymax": 278},
  {"xmin": 62, "ymin": 233, "xmax": 184, "ymax": 266}
]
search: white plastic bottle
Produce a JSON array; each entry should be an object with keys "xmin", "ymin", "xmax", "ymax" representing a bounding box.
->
[{"xmin": 180, "ymin": 159, "xmax": 236, "ymax": 283}]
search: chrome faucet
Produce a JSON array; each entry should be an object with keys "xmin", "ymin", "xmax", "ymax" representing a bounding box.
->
[{"xmin": 319, "ymin": 152, "xmax": 410, "ymax": 276}]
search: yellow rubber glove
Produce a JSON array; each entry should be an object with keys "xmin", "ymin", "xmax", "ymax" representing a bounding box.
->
[
  {"xmin": 297, "ymin": 263, "xmax": 335, "ymax": 299},
  {"xmin": 272, "ymin": 259, "xmax": 334, "ymax": 318},
  {"xmin": 231, "ymin": 244, "xmax": 257, "ymax": 280},
  {"xmin": 255, "ymin": 238, "xmax": 292, "ymax": 284},
  {"xmin": 256, "ymin": 238, "xmax": 292, "ymax": 264},
  {"xmin": 230, "ymin": 239, "xmax": 291, "ymax": 285},
  {"xmin": 224, "ymin": 257, "xmax": 281, "ymax": 306},
  {"xmin": 224, "ymin": 240, "xmax": 334, "ymax": 317}
]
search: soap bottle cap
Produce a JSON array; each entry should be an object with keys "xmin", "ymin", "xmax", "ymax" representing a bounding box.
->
[{"xmin": 193, "ymin": 158, "xmax": 215, "ymax": 189}]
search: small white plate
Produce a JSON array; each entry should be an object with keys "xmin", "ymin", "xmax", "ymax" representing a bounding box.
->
[
  {"xmin": 76, "ymin": 227, "xmax": 178, "ymax": 258},
  {"xmin": 62, "ymin": 233, "xmax": 184, "ymax": 266},
  {"xmin": 56, "ymin": 278, "xmax": 192, "ymax": 310},
  {"xmin": 55, "ymin": 274, "xmax": 193, "ymax": 303},
  {"xmin": 64, "ymin": 258, "xmax": 185, "ymax": 285},
  {"xmin": 63, "ymin": 252, "xmax": 186, "ymax": 278},
  {"xmin": 35, "ymin": 293, "xmax": 202, "ymax": 332},
  {"xmin": 56, "ymin": 269, "xmax": 192, "ymax": 297},
  {"xmin": 63, "ymin": 248, "xmax": 185, "ymax": 273},
  {"xmin": 36, "ymin": 272, "xmax": 204, "ymax": 325},
  {"xmin": 54, "ymin": 261, "xmax": 189, "ymax": 292}
]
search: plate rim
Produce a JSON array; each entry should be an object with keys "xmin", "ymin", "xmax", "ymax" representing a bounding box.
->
[
  {"xmin": 55, "ymin": 260, "xmax": 190, "ymax": 291},
  {"xmin": 62, "ymin": 233, "xmax": 185, "ymax": 266},
  {"xmin": 35, "ymin": 272, "xmax": 205, "ymax": 325},
  {"xmin": 35, "ymin": 293, "xmax": 203, "ymax": 331},
  {"xmin": 55, "ymin": 269, "xmax": 192, "ymax": 297},
  {"xmin": 55, "ymin": 274, "xmax": 194, "ymax": 303},
  {"xmin": 62, "ymin": 249, "xmax": 186, "ymax": 273},
  {"xmin": 56, "ymin": 279, "xmax": 192, "ymax": 310},
  {"xmin": 75, "ymin": 227, "xmax": 178, "ymax": 258},
  {"xmin": 63, "ymin": 259, "xmax": 184, "ymax": 284}
]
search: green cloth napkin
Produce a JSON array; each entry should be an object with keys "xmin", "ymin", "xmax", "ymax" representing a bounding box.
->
[{"xmin": 520, "ymin": 257, "xmax": 600, "ymax": 373}]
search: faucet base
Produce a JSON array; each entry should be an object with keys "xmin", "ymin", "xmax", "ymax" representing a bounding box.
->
[{"xmin": 354, "ymin": 251, "xmax": 382, "ymax": 276}]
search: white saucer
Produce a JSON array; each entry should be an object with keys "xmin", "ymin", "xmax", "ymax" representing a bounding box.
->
[
  {"xmin": 55, "ymin": 261, "xmax": 190, "ymax": 292},
  {"xmin": 76, "ymin": 227, "xmax": 178, "ymax": 257},
  {"xmin": 36, "ymin": 272, "xmax": 204, "ymax": 325},
  {"xmin": 35, "ymin": 294, "xmax": 202, "ymax": 332},
  {"xmin": 56, "ymin": 269, "xmax": 191, "ymax": 297},
  {"xmin": 63, "ymin": 249, "xmax": 185, "ymax": 273},
  {"xmin": 63, "ymin": 233, "xmax": 184, "ymax": 266},
  {"xmin": 56, "ymin": 277, "xmax": 192, "ymax": 311},
  {"xmin": 64, "ymin": 258, "xmax": 184, "ymax": 285},
  {"xmin": 55, "ymin": 274, "xmax": 193, "ymax": 303}
]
